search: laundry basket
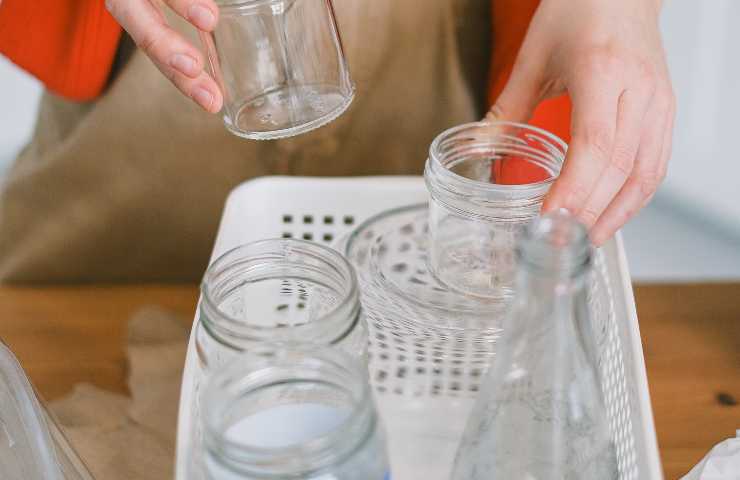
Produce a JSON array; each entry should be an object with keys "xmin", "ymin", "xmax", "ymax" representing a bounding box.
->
[{"xmin": 175, "ymin": 176, "xmax": 663, "ymax": 480}]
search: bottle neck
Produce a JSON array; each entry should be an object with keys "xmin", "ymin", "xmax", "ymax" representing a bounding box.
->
[{"xmin": 203, "ymin": 346, "xmax": 376, "ymax": 479}]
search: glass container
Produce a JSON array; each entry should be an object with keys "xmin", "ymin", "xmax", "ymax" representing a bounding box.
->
[
  {"xmin": 0, "ymin": 341, "xmax": 94, "ymax": 480},
  {"xmin": 202, "ymin": 0, "xmax": 354, "ymax": 140},
  {"xmin": 197, "ymin": 238, "xmax": 367, "ymax": 373},
  {"xmin": 425, "ymin": 121, "xmax": 566, "ymax": 298},
  {"xmin": 451, "ymin": 211, "xmax": 618, "ymax": 480},
  {"xmin": 200, "ymin": 345, "xmax": 389, "ymax": 480}
]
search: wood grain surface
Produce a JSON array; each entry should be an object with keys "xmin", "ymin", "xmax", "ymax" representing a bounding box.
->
[{"xmin": 0, "ymin": 283, "xmax": 737, "ymax": 479}]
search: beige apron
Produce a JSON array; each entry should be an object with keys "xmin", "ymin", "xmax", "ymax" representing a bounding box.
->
[{"xmin": 0, "ymin": 0, "xmax": 490, "ymax": 282}]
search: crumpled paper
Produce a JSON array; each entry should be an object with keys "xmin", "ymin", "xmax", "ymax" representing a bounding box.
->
[
  {"xmin": 49, "ymin": 307, "xmax": 188, "ymax": 480},
  {"xmin": 682, "ymin": 431, "xmax": 740, "ymax": 480}
]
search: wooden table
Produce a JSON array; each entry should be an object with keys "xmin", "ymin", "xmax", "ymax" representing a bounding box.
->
[{"xmin": 0, "ymin": 283, "xmax": 737, "ymax": 479}]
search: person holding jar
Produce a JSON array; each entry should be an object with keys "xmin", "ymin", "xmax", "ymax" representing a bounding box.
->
[{"xmin": 0, "ymin": 0, "xmax": 673, "ymax": 282}]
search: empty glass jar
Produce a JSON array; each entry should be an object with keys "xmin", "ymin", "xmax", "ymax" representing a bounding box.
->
[
  {"xmin": 200, "ymin": 345, "xmax": 389, "ymax": 480},
  {"xmin": 197, "ymin": 238, "xmax": 367, "ymax": 372},
  {"xmin": 202, "ymin": 0, "xmax": 354, "ymax": 139},
  {"xmin": 425, "ymin": 121, "xmax": 567, "ymax": 299}
]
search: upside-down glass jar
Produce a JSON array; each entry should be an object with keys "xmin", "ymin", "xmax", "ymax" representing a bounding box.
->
[
  {"xmin": 199, "ymin": 345, "xmax": 389, "ymax": 480},
  {"xmin": 201, "ymin": 0, "xmax": 354, "ymax": 140},
  {"xmin": 425, "ymin": 121, "xmax": 566, "ymax": 298}
]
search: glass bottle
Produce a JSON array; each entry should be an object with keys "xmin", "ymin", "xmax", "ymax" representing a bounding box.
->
[
  {"xmin": 451, "ymin": 211, "xmax": 618, "ymax": 480},
  {"xmin": 199, "ymin": 344, "xmax": 389, "ymax": 480}
]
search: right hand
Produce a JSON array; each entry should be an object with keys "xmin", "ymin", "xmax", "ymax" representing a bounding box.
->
[{"xmin": 106, "ymin": 0, "xmax": 224, "ymax": 113}]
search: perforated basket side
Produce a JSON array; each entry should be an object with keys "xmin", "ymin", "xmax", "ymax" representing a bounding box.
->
[{"xmin": 176, "ymin": 176, "xmax": 662, "ymax": 480}]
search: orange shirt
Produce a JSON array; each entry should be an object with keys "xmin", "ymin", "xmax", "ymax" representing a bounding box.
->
[
  {"xmin": 0, "ymin": 0, "xmax": 122, "ymax": 101},
  {"xmin": 0, "ymin": 0, "xmax": 570, "ymax": 145},
  {"xmin": 488, "ymin": 0, "xmax": 571, "ymax": 184}
]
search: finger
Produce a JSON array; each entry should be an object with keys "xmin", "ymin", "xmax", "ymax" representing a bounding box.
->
[
  {"xmin": 163, "ymin": 0, "xmax": 218, "ymax": 31},
  {"xmin": 590, "ymin": 91, "xmax": 673, "ymax": 245},
  {"xmin": 577, "ymin": 85, "xmax": 653, "ymax": 228},
  {"xmin": 107, "ymin": 0, "xmax": 222, "ymax": 112},
  {"xmin": 542, "ymin": 74, "xmax": 621, "ymax": 217},
  {"xmin": 487, "ymin": 58, "xmax": 544, "ymax": 123},
  {"xmin": 151, "ymin": 57, "xmax": 223, "ymax": 112},
  {"xmin": 107, "ymin": 0, "xmax": 204, "ymax": 79}
]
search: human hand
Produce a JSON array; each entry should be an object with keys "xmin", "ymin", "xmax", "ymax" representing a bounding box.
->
[
  {"xmin": 488, "ymin": 0, "xmax": 675, "ymax": 245},
  {"xmin": 106, "ymin": 0, "xmax": 223, "ymax": 113}
]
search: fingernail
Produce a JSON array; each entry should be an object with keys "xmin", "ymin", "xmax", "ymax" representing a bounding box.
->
[
  {"xmin": 188, "ymin": 4, "xmax": 216, "ymax": 30},
  {"xmin": 193, "ymin": 87, "xmax": 213, "ymax": 111},
  {"xmin": 170, "ymin": 54, "xmax": 198, "ymax": 77}
]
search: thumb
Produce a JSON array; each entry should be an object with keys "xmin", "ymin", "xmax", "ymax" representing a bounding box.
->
[{"xmin": 486, "ymin": 61, "xmax": 544, "ymax": 124}]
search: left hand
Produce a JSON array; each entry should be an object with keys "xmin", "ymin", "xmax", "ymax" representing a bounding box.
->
[{"xmin": 488, "ymin": 0, "xmax": 675, "ymax": 245}]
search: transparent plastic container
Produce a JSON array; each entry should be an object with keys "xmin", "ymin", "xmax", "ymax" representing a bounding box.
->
[
  {"xmin": 0, "ymin": 341, "xmax": 94, "ymax": 480},
  {"xmin": 199, "ymin": 345, "xmax": 388, "ymax": 479},
  {"xmin": 202, "ymin": 0, "xmax": 354, "ymax": 140}
]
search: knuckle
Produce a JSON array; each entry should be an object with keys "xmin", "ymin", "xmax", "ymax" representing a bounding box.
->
[
  {"xmin": 579, "ymin": 207, "xmax": 600, "ymax": 227},
  {"xmin": 610, "ymin": 143, "xmax": 636, "ymax": 177},
  {"xmin": 579, "ymin": 47, "xmax": 623, "ymax": 78},
  {"xmin": 137, "ymin": 31, "xmax": 164, "ymax": 58},
  {"xmin": 581, "ymin": 123, "xmax": 614, "ymax": 160},
  {"xmin": 635, "ymin": 171, "xmax": 663, "ymax": 197},
  {"xmin": 633, "ymin": 59, "xmax": 657, "ymax": 86}
]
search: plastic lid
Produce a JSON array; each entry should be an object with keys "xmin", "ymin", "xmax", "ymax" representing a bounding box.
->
[{"xmin": 0, "ymin": 341, "xmax": 93, "ymax": 480}]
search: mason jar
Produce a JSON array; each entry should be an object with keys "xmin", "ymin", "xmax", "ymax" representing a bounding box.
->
[
  {"xmin": 196, "ymin": 238, "xmax": 367, "ymax": 373},
  {"xmin": 425, "ymin": 121, "xmax": 566, "ymax": 299},
  {"xmin": 200, "ymin": 345, "xmax": 389, "ymax": 480},
  {"xmin": 201, "ymin": 0, "xmax": 354, "ymax": 140}
]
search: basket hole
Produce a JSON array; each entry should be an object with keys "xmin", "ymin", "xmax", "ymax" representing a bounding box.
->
[
  {"xmin": 303, "ymin": 215, "xmax": 313, "ymax": 224},
  {"xmin": 322, "ymin": 233, "xmax": 333, "ymax": 242},
  {"xmin": 323, "ymin": 215, "xmax": 334, "ymax": 225},
  {"xmin": 302, "ymin": 233, "xmax": 313, "ymax": 240},
  {"xmin": 282, "ymin": 232, "xmax": 293, "ymax": 238},
  {"xmin": 343, "ymin": 215, "xmax": 355, "ymax": 225},
  {"xmin": 282, "ymin": 214, "xmax": 293, "ymax": 223}
]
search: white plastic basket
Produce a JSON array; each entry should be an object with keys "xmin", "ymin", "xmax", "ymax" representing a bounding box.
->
[{"xmin": 176, "ymin": 176, "xmax": 663, "ymax": 480}]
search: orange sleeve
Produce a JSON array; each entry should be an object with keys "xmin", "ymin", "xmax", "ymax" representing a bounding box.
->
[
  {"xmin": 0, "ymin": 0, "xmax": 122, "ymax": 101},
  {"xmin": 488, "ymin": 0, "xmax": 571, "ymax": 184},
  {"xmin": 488, "ymin": 0, "xmax": 571, "ymax": 143}
]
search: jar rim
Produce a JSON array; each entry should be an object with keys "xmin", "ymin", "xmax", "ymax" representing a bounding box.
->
[
  {"xmin": 200, "ymin": 238, "xmax": 361, "ymax": 346},
  {"xmin": 426, "ymin": 120, "xmax": 567, "ymax": 197},
  {"xmin": 203, "ymin": 345, "xmax": 375, "ymax": 476}
]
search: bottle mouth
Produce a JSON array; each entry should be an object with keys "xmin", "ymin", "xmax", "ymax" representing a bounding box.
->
[
  {"xmin": 202, "ymin": 345, "xmax": 375, "ymax": 477},
  {"xmin": 517, "ymin": 210, "xmax": 592, "ymax": 275},
  {"xmin": 425, "ymin": 121, "xmax": 566, "ymax": 219},
  {"xmin": 200, "ymin": 239, "xmax": 361, "ymax": 348}
]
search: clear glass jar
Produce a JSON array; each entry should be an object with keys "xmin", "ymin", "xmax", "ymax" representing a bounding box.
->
[
  {"xmin": 200, "ymin": 345, "xmax": 389, "ymax": 480},
  {"xmin": 202, "ymin": 0, "xmax": 354, "ymax": 140},
  {"xmin": 196, "ymin": 238, "xmax": 367, "ymax": 373},
  {"xmin": 425, "ymin": 121, "xmax": 566, "ymax": 299}
]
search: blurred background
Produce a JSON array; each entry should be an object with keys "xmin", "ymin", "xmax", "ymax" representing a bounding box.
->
[{"xmin": 0, "ymin": 0, "xmax": 738, "ymax": 282}]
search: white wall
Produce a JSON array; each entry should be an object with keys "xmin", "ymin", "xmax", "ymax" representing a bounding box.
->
[
  {"xmin": 0, "ymin": 56, "xmax": 42, "ymax": 171},
  {"xmin": 659, "ymin": 1, "xmax": 740, "ymax": 238}
]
